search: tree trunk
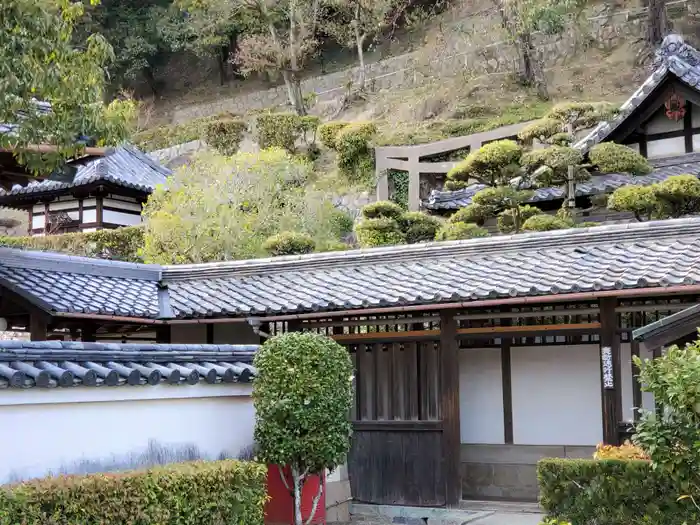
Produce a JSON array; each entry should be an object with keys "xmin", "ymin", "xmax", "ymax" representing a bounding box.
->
[
  {"xmin": 291, "ymin": 466, "xmax": 303, "ymax": 525},
  {"xmin": 282, "ymin": 71, "xmax": 307, "ymax": 116},
  {"xmin": 356, "ymin": 32, "xmax": 367, "ymax": 91},
  {"xmin": 143, "ymin": 66, "xmax": 159, "ymax": 97},
  {"xmin": 218, "ymin": 46, "xmax": 228, "ymax": 86},
  {"xmin": 645, "ymin": 0, "xmax": 667, "ymax": 46},
  {"xmin": 228, "ymin": 32, "xmax": 244, "ymax": 80}
]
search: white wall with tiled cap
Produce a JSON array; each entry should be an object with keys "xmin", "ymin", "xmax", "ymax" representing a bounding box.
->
[{"xmin": 0, "ymin": 383, "xmax": 254, "ymax": 485}]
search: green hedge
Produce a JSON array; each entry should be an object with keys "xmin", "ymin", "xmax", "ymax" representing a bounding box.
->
[
  {"xmin": 0, "ymin": 227, "xmax": 144, "ymax": 262},
  {"xmin": 538, "ymin": 458, "xmax": 699, "ymax": 525},
  {"xmin": 0, "ymin": 459, "xmax": 268, "ymax": 525}
]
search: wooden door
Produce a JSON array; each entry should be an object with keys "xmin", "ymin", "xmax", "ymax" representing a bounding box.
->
[{"xmin": 346, "ymin": 341, "xmax": 446, "ymax": 507}]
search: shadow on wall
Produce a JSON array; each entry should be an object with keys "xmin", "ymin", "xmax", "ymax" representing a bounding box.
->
[{"xmin": 3, "ymin": 439, "xmax": 256, "ymax": 485}]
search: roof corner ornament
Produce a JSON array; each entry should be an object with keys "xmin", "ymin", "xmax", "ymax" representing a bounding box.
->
[{"xmin": 665, "ymin": 90, "xmax": 686, "ymax": 121}]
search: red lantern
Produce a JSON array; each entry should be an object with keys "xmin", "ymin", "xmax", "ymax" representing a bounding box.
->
[{"xmin": 665, "ymin": 91, "xmax": 686, "ymax": 121}]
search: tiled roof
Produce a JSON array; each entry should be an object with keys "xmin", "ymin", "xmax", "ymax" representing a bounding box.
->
[
  {"xmin": 423, "ymin": 153, "xmax": 700, "ymax": 210},
  {"xmin": 4, "ymin": 218, "xmax": 700, "ymax": 319},
  {"xmin": 0, "ymin": 145, "xmax": 170, "ymax": 199},
  {"xmin": 575, "ymin": 34, "xmax": 700, "ymax": 152},
  {"xmin": 0, "ymin": 341, "xmax": 257, "ymax": 389},
  {"xmin": 632, "ymin": 303, "xmax": 700, "ymax": 343}
]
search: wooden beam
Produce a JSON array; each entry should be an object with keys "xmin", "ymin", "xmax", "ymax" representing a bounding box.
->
[
  {"xmin": 156, "ymin": 325, "xmax": 171, "ymax": 344},
  {"xmin": 81, "ymin": 322, "xmax": 97, "ymax": 342},
  {"xmin": 599, "ymin": 298, "xmax": 621, "ymax": 445},
  {"xmin": 206, "ymin": 324, "xmax": 214, "ymax": 344},
  {"xmin": 439, "ymin": 310, "xmax": 461, "ymax": 507},
  {"xmin": 29, "ymin": 311, "xmax": 49, "ymax": 341},
  {"xmin": 458, "ymin": 322, "xmax": 600, "ymax": 335},
  {"xmin": 685, "ymin": 102, "xmax": 693, "ymax": 153}
]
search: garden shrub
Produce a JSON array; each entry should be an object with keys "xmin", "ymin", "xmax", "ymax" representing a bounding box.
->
[
  {"xmin": 388, "ymin": 170, "xmax": 409, "ymax": 209},
  {"xmin": 435, "ymin": 222, "xmax": 489, "ymax": 241},
  {"xmin": 0, "ymin": 459, "xmax": 268, "ymax": 525},
  {"xmin": 0, "ymin": 227, "xmax": 144, "ymax": 262},
  {"xmin": 205, "ymin": 118, "xmax": 247, "ymax": 156},
  {"xmin": 589, "ymin": 143, "xmax": 652, "ymax": 175},
  {"xmin": 449, "ymin": 204, "xmax": 489, "ymax": 225},
  {"xmin": 133, "ymin": 113, "xmax": 237, "ymax": 151},
  {"xmin": 334, "ymin": 122, "xmax": 377, "ymax": 183},
  {"xmin": 521, "ymin": 214, "xmax": 572, "ymax": 232},
  {"xmin": 328, "ymin": 208, "xmax": 355, "ymax": 238},
  {"xmin": 318, "ymin": 122, "xmax": 350, "ymax": 150},
  {"xmin": 254, "ymin": 113, "xmax": 320, "ymax": 152},
  {"xmin": 399, "ymin": 212, "xmax": 442, "ymax": 244},
  {"xmin": 538, "ymin": 458, "xmax": 698, "ymax": 525},
  {"xmin": 593, "ymin": 441, "xmax": 648, "ymax": 460},
  {"xmin": 497, "ymin": 205, "xmax": 541, "ymax": 234},
  {"xmin": 608, "ymin": 175, "xmax": 700, "ymax": 221},
  {"xmin": 262, "ymin": 231, "xmax": 316, "ymax": 256},
  {"xmin": 521, "ymin": 146, "xmax": 584, "ymax": 180},
  {"xmin": 361, "ymin": 200, "xmax": 404, "ymax": 220},
  {"xmin": 518, "ymin": 118, "xmax": 562, "ymax": 144},
  {"xmin": 355, "ymin": 217, "xmax": 405, "ymax": 247},
  {"xmin": 447, "ymin": 140, "xmax": 523, "ymax": 187}
]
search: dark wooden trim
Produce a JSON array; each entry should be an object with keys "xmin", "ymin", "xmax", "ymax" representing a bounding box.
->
[
  {"xmin": 26, "ymin": 206, "xmax": 33, "ymax": 236},
  {"xmin": 206, "ymin": 323, "xmax": 214, "ymax": 344},
  {"xmin": 638, "ymin": 133, "xmax": 648, "ymax": 157},
  {"xmin": 155, "ymin": 325, "xmax": 171, "ymax": 344},
  {"xmin": 631, "ymin": 339, "xmax": 642, "ymax": 422},
  {"xmin": 352, "ymin": 420, "xmax": 442, "ymax": 431},
  {"xmin": 501, "ymin": 336, "xmax": 514, "ymax": 444},
  {"xmin": 607, "ymin": 79, "xmax": 677, "ymax": 143},
  {"xmin": 78, "ymin": 198, "xmax": 84, "ymax": 224},
  {"xmin": 624, "ymin": 126, "xmax": 700, "ymax": 143},
  {"xmin": 333, "ymin": 329, "xmax": 440, "ymax": 342},
  {"xmin": 599, "ymin": 298, "xmax": 621, "ymax": 445},
  {"xmin": 439, "ymin": 310, "xmax": 461, "ymax": 507},
  {"xmin": 81, "ymin": 322, "xmax": 97, "ymax": 342},
  {"xmin": 685, "ymin": 102, "xmax": 694, "ymax": 153},
  {"xmin": 29, "ymin": 311, "xmax": 49, "ymax": 341},
  {"xmin": 95, "ymin": 196, "xmax": 103, "ymax": 229}
]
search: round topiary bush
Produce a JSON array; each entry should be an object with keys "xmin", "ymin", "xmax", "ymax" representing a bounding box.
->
[
  {"xmin": 399, "ymin": 212, "xmax": 442, "ymax": 244},
  {"xmin": 447, "ymin": 139, "xmax": 523, "ymax": 185},
  {"xmin": 354, "ymin": 217, "xmax": 405, "ymax": 247},
  {"xmin": 318, "ymin": 122, "xmax": 350, "ymax": 150},
  {"xmin": 521, "ymin": 214, "xmax": 572, "ymax": 232},
  {"xmin": 497, "ymin": 205, "xmax": 541, "ymax": 234},
  {"xmin": 255, "ymin": 113, "xmax": 307, "ymax": 152},
  {"xmin": 521, "ymin": 146, "xmax": 584, "ymax": 178},
  {"xmin": 517, "ymin": 118, "xmax": 562, "ymax": 144},
  {"xmin": 262, "ymin": 231, "xmax": 316, "ymax": 256},
  {"xmin": 449, "ymin": 203, "xmax": 489, "ymax": 225},
  {"xmin": 205, "ymin": 118, "xmax": 247, "ymax": 156},
  {"xmin": 589, "ymin": 143, "xmax": 652, "ymax": 175},
  {"xmin": 361, "ymin": 200, "xmax": 404, "ymax": 220},
  {"xmin": 435, "ymin": 222, "xmax": 489, "ymax": 241},
  {"xmin": 607, "ymin": 185, "xmax": 657, "ymax": 220},
  {"xmin": 335, "ymin": 122, "xmax": 378, "ymax": 183}
]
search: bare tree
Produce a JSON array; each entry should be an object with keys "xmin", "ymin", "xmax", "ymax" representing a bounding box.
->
[
  {"xmin": 234, "ymin": 0, "xmax": 322, "ymax": 115},
  {"xmin": 644, "ymin": 0, "xmax": 667, "ymax": 47}
]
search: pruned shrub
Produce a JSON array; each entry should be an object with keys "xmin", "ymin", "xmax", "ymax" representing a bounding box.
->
[
  {"xmin": 521, "ymin": 214, "xmax": 572, "ymax": 232},
  {"xmin": 399, "ymin": 212, "xmax": 442, "ymax": 244},
  {"xmin": 319, "ymin": 122, "xmax": 350, "ymax": 150},
  {"xmin": 205, "ymin": 118, "xmax": 247, "ymax": 156},
  {"xmin": 608, "ymin": 185, "xmax": 657, "ymax": 221},
  {"xmin": 262, "ymin": 231, "xmax": 316, "ymax": 256},
  {"xmin": 449, "ymin": 203, "xmax": 489, "ymax": 225},
  {"xmin": 497, "ymin": 205, "xmax": 541, "ymax": 234},
  {"xmin": 255, "ymin": 113, "xmax": 319, "ymax": 152},
  {"xmin": 547, "ymin": 101, "xmax": 619, "ymax": 129},
  {"xmin": 0, "ymin": 226, "xmax": 144, "ymax": 262},
  {"xmin": 133, "ymin": 112, "xmax": 238, "ymax": 151},
  {"xmin": 538, "ymin": 458, "xmax": 697, "ymax": 525},
  {"xmin": 654, "ymin": 173, "xmax": 700, "ymax": 217},
  {"xmin": 594, "ymin": 441, "xmax": 648, "ymax": 460},
  {"xmin": 335, "ymin": 122, "xmax": 377, "ymax": 183},
  {"xmin": 0, "ymin": 460, "xmax": 268, "ymax": 525},
  {"xmin": 589, "ymin": 143, "xmax": 652, "ymax": 175},
  {"xmin": 435, "ymin": 222, "xmax": 489, "ymax": 241},
  {"xmin": 521, "ymin": 146, "xmax": 584, "ymax": 180},
  {"xmin": 447, "ymin": 140, "xmax": 523, "ymax": 186},
  {"xmin": 355, "ymin": 217, "xmax": 405, "ymax": 247},
  {"xmin": 361, "ymin": 200, "xmax": 404, "ymax": 220},
  {"xmin": 518, "ymin": 118, "xmax": 562, "ymax": 144}
]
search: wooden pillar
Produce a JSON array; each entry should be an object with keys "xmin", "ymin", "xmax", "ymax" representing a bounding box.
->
[
  {"xmin": 287, "ymin": 319, "xmax": 302, "ymax": 333},
  {"xmin": 501, "ymin": 336, "xmax": 514, "ymax": 444},
  {"xmin": 375, "ymin": 156, "xmax": 390, "ymax": 202},
  {"xmin": 81, "ymin": 322, "xmax": 97, "ymax": 342},
  {"xmin": 599, "ymin": 298, "xmax": 621, "ymax": 445},
  {"xmin": 631, "ymin": 339, "xmax": 642, "ymax": 422},
  {"xmin": 156, "ymin": 325, "xmax": 171, "ymax": 344},
  {"xmin": 29, "ymin": 312, "xmax": 48, "ymax": 341},
  {"xmin": 206, "ymin": 324, "xmax": 215, "ymax": 344},
  {"xmin": 440, "ymin": 310, "xmax": 461, "ymax": 506}
]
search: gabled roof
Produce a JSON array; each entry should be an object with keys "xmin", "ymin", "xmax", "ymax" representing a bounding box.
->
[
  {"xmin": 423, "ymin": 153, "xmax": 700, "ymax": 210},
  {"xmin": 0, "ymin": 341, "xmax": 257, "ymax": 389},
  {"xmin": 574, "ymin": 34, "xmax": 700, "ymax": 152},
  {"xmin": 0, "ymin": 145, "xmax": 171, "ymax": 200},
  {"xmin": 632, "ymin": 303, "xmax": 700, "ymax": 349},
  {"xmin": 2, "ymin": 217, "xmax": 700, "ymax": 320}
]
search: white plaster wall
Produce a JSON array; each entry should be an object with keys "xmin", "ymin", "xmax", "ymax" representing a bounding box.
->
[
  {"xmin": 645, "ymin": 108, "xmax": 684, "ymax": 134},
  {"xmin": 0, "ymin": 384, "xmax": 254, "ymax": 484},
  {"xmin": 646, "ymin": 137, "xmax": 685, "ymax": 158},
  {"xmin": 620, "ymin": 342, "xmax": 634, "ymax": 422},
  {"xmin": 459, "ymin": 348, "xmax": 505, "ymax": 444},
  {"xmin": 511, "ymin": 345, "xmax": 603, "ymax": 446},
  {"xmin": 103, "ymin": 209, "xmax": 142, "ymax": 226},
  {"xmin": 103, "ymin": 198, "xmax": 143, "ymax": 213},
  {"xmin": 82, "ymin": 209, "xmax": 97, "ymax": 223}
]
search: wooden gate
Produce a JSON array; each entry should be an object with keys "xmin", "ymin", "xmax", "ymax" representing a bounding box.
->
[{"xmin": 346, "ymin": 340, "xmax": 446, "ymax": 506}]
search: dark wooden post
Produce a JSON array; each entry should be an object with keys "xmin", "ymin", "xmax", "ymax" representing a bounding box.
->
[
  {"xmin": 440, "ymin": 310, "xmax": 461, "ymax": 506},
  {"xmin": 156, "ymin": 325, "xmax": 171, "ymax": 344},
  {"xmin": 29, "ymin": 312, "xmax": 49, "ymax": 341},
  {"xmin": 501, "ymin": 336, "xmax": 514, "ymax": 444},
  {"xmin": 599, "ymin": 298, "xmax": 621, "ymax": 445},
  {"xmin": 81, "ymin": 322, "xmax": 97, "ymax": 343},
  {"xmin": 631, "ymin": 339, "xmax": 643, "ymax": 422}
]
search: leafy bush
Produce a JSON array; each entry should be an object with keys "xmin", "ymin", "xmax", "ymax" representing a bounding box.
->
[
  {"xmin": 608, "ymin": 185, "xmax": 657, "ymax": 221},
  {"xmin": 608, "ymin": 175, "xmax": 700, "ymax": 221},
  {"xmin": 518, "ymin": 118, "xmax": 562, "ymax": 144},
  {"xmin": 389, "ymin": 170, "xmax": 410, "ymax": 209},
  {"xmin": 449, "ymin": 203, "xmax": 489, "ymax": 225},
  {"xmin": 254, "ymin": 332, "xmax": 353, "ymax": 525},
  {"xmin": 318, "ymin": 122, "xmax": 350, "ymax": 150},
  {"xmin": 328, "ymin": 208, "xmax": 355, "ymax": 238},
  {"xmin": 205, "ymin": 118, "xmax": 247, "ymax": 156},
  {"xmin": 594, "ymin": 441, "xmax": 648, "ymax": 460},
  {"xmin": 447, "ymin": 140, "xmax": 523, "ymax": 186},
  {"xmin": 399, "ymin": 212, "xmax": 442, "ymax": 244},
  {"xmin": 133, "ymin": 113, "xmax": 236, "ymax": 151},
  {"xmin": 354, "ymin": 217, "xmax": 405, "ymax": 247},
  {"xmin": 435, "ymin": 222, "xmax": 489, "ymax": 241},
  {"xmin": 521, "ymin": 214, "xmax": 572, "ymax": 232},
  {"xmin": 254, "ymin": 113, "xmax": 319, "ymax": 152},
  {"xmin": 521, "ymin": 146, "xmax": 584, "ymax": 182},
  {"xmin": 361, "ymin": 200, "xmax": 404, "ymax": 220},
  {"xmin": 497, "ymin": 205, "xmax": 541, "ymax": 234},
  {"xmin": 0, "ymin": 459, "xmax": 268, "ymax": 525},
  {"xmin": 335, "ymin": 122, "xmax": 378, "ymax": 183},
  {"xmin": 0, "ymin": 227, "xmax": 144, "ymax": 262},
  {"xmin": 538, "ymin": 458, "xmax": 698, "ymax": 525},
  {"xmin": 589, "ymin": 143, "xmax": 652, "ymax": 175},
  {"xmin": 262, "ymin": 231, "xmax": 316, "ymax": 256}
]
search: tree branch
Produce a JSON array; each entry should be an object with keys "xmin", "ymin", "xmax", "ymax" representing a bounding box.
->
[
  {"xmin": 278, "ymin": 464, "xmax": 294, "ymax": 496},
  {"xmin": 304, "ymin": 473, "xmax": 325, "ymax": 525}
]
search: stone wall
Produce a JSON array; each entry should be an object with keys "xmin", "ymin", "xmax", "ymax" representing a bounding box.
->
[
  {"xmin": 460, "ymin": 444, "xmax": 595, "ymax": 501},
  {"xmin": 169, "ymin": 3, "xmax": 666, "ymax": 123}
]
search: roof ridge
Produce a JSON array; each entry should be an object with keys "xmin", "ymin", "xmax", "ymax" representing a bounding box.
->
[{"xmin": 162, "ymin": 217, "xmax": 700, "ymax": 280}]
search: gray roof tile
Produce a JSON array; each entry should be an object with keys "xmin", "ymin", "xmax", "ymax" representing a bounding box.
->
[
  {"xmin": 0, "ymin": 144, "xmax": 170, "ymax": 198},
  {"xmin": 0, "ymin": 341, "xmax": 257, "ymax": 389}
]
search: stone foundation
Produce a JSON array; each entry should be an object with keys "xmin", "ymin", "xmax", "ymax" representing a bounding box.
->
[
  {"xmin": 327, "ymin": 465, "xmax": 352, "ymax": 523},
  {"xmin": 460, "ymin": 444, "xmax": 595, "ymax": 501}
]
